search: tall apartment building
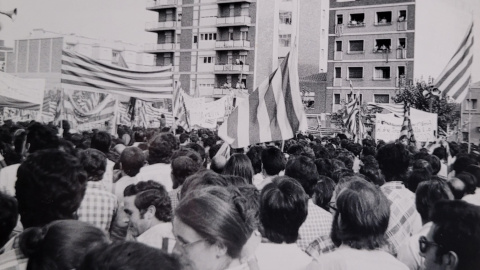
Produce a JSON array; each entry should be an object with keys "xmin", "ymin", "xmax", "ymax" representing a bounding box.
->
[{"xmin": 145, "ymin": 0, "xmax": 329, "ymax": 102}]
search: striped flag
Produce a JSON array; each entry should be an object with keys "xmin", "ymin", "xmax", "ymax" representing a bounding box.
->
[
  {"xmin": 218, "ymin": 49, "xmax": 307, "ymax": 148},
  {"xmin": 60, "ymin": 50, "xmax": 173, "ymax": 101},
  {"xmin": 435, "ymin": 22, "xmax": 474, "ymax": 103},
  {"xmin": 399, "ymin": 105, "xmax": 416, "ymax": 146},
  {"xmin": 366, "ymin": 102, "xmax": 405, "ymax": 117},
  {"xmin": 172, "ymin": 82, "xmax": 190, "ymax": 132}
]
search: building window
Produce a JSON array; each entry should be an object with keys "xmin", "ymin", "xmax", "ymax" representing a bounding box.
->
[
  {"xmin": 335, "ymin": 41, "xmax": 342, "ymax": 52},
  {"xmin": 336, "ymin": 14, "xmax": 343, "ymax": 24},
  {"xmin": 376, "ymin": 11, "xmax": 392, "ymax": 25},
  {"xmin": 466, "ymin": 99, "xmax": 478, "ymax": 110},
  {"xmin": 334, "ymin": 94, "xmax": 341, "ymax": 104},
  {"xmin": 348, "ymin": 13, "xmax": 365, "ymax": 27},
  {"xmin": 348, "ymin": 67, "xmax": 363, "ymax": 79},
  {"xmin": 349, "ymin": 40, "xmax": 364, "ymax": 53},
  {"xmin": 398, "ymin": 10, "xmax": 406, "ymax": 21},
  {"xmin": 200, "ymin": 33, "xmax": 217, "ymax": 40},
  {"xmin": 279, "ymin": 12, "xmax": 292, "ymax": 25},
  {"xmin": 194, "ymin": 35, "xmax": 198, "ymax": 43},
  {"xmin": 347, "ymin": 93, "xmax": 363, "ymax": 104},
  {"xmin": 374, "ymin": 67, "xmax": 391, "ymax": 80},
  {"xmin": 335, "ymin": 67, "xmax": 342, "ymax": 78},
  {"xmin": 303, "ymin": 92, "xmax": 315, "ymax": 109},
  {"xmin": 240, "ymin": 31, "xmax": 248, "ymax": 40},
  {"xmin": 398, "ymin": 38, "xmax": 406, "ymax": 49},
  {"xmin": 279, "ymin": 34, "xmax": 291, "ymax": 47},
  {"xmin": 374, "ymin": 94, "xmax": 390, "ymax": 103},
  {"xmin": 164, "ymin": 53, "xmax": 172, "ymax": 66},
  {"xmin": 112, "ymin": 51, "xmax": 120, "ymax": 65},
  {"xmin": 374, "ymin": 39, "xmax": 391, "ymax": 52},
  {"xmin": 203, "ymin": 56, "xmax": 213, "ymax": 64}
]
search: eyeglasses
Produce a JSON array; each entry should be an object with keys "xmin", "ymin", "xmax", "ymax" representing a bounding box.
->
[
  {"xmin": 419, "ymin": 236, "xmax": 442, "ymax": 253},
  {"xmin": 176, "ymin": 238, "xmax": 206, "ymax": 250}
]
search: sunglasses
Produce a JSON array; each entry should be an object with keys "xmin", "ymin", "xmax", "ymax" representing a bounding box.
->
[{"xmin": 419, "ymin": 236, "xmax": 442, "ymax": 253}]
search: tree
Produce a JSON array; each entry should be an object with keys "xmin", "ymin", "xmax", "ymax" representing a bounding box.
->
[{"xmin": 392, "ymin": 82, "xmax": 460, "ymax": 131}]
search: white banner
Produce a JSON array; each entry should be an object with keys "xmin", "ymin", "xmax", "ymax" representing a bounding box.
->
[
  {"xmin": 0, "ymin": 72, "xmax": 45, "ymax": 106},
  {"xmin": 375, "ymin": 113, "xmax": 403, "ymax": 143}
]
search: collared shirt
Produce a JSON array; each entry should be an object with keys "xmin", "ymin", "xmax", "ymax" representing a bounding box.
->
[
  {"xmin": 253, "ymin": 174, "xmax": 276, "ymax": 191},
  {"xmin": 305, "ymin": 234, "xmax": 337, "ymax": 260},
  {"xmin": 0, "ymin": 164, "xmax": 20, "ymax": 196},
  {"xmin": 255, "ymin": 243, "xmax": 312, "ymax": 270},
  {"xmin": 0, "ymin": 237, "xmax": 27, "ymax": 270},
  {"xmin": 463, "ymin": 188, "xmax": 480, "ymax": 206},
  {"xmin": 381, "ymin": 181, "xmax": 422, "ymax": 256},
  {"xmin": 168, "ymin": 187, "xmax": 180, "ymax": 213},
  {"xmin": 99, "ymin": 159, "xmax": 115, "ymax": 193},
  {"xmin": 397, "ymin": 222, "xmax": 432, "ymax": 270},
  {"xmin": 307, "ymin": 245, "xmax": 408, "ymax": 270},
  {"xmin": 296, "ymin": 200, "xmax": 333, "ymax": 251},
  {"xmin": 137, "ymin": 163, "xmax": 173, "ymax": 192},
  {"xmin": 77, "ymin": 181, "xmax": 118, "ymax": 232},
  {"xmin": 137, "ymin": 222, "xmax": 176, "ymax": 253}
]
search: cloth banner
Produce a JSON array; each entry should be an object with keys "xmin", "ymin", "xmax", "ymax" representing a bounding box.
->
[
  {"xmin": 117, "ymin": 101, "xmax": 173, "ymax": 128},
  {"xmin": 0, "ymin": 72, "xmax": 45, "ymax": 110},
  {"xmin": 375, "ymin": 108, "xmax": 437, "ymax": 142}
]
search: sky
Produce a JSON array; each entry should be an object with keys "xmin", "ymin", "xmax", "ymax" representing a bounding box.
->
[{"xmin": 1, "ymin": 0, "xmax": 480, "ymax": 82}]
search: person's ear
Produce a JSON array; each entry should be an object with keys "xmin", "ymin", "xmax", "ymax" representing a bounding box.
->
[
  {"xmin": 214, "ymin": 242, "xmax": 228, "ymax": 258},
  {"xmin": 442, "ymin": 251, "xmax": 458, "ymax": 270},
  {"xmin": 146, "ymin": 205, "xmax": 156, "ymax": 219}
]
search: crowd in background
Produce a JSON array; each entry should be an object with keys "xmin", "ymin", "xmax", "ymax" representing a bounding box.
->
[{"xmin": 0, "ymin": 119, "xmax": 479, "ymax": 270}]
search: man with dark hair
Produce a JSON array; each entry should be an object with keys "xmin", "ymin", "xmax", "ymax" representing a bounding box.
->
[
  {"xmin": 255, "ymin": 176, "xmax": 311, "ymax": 269},
  {"xmin": 77, "ymin": 149, "xmax": 117, "ymax": 232},
  {"xmin": 421, "ymin": 200, "xmax": 480, "ymax": 270},
  {"xmin": 169, "ymin": 152, "xmax": 202, "ymax": 210},
  {"xmin": 284, "ymin": 156, "xmax": 333, "ymax": 251},
  {"xmin": 179, "ymin": 133, "xmax": 190, "ymax": 146},
  {"xmin": 0, "ymin": 191, "xmax": 17, "ymax": 248},
  {"xmin": 0, "ymin": 149, "xmax": 87, "ymax": 268},
  {"xmin": 90, "ymin": 131, "xmax": 115, "ymax": 193},
  {"xmin": 137, "ymin": 134, "xmax": 174, "ymax": 191},
  {"xmin": 114, "ymin": 147, "xmax": 146, "ymax": 200},
  {"xmin": 254, "ymin": 146, "xmax": 285, "ymax": 190},
  {"xmin": 184, "ymin": 142, "xmax": 207, "ymax": 167},
  {"xmin": 246, "ymin": 145, "xmax": 264, "ymax": 182},
  {"xmin": 308, "ymin": 180, "xmax": 408, "ymax": 270},
  {"xmin": 377, "ymin": 143, "xmax": 422, "ymax": 256},
  {"xmin": 398, "ymin": 179, "xmax": 453, "ymax": 270},
  {"xmin": 123, "ymin": 181, "xmax": 175, "ymax": 252},
  {"xmin": 463, "ymin": 165, "xmax": 480, "ymax": 205}
]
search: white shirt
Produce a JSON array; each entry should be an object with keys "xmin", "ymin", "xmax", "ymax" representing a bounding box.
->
[
  {"xmin": 114, "ymin": 175, "xmax": 140, "ymax": 203},
  {"xmin": 397, "ymin": 222, "xmax": 432, "ymax": 270},
  {"xmin": 137, "ymin": 222, "xmax": 176, "ymax": 253},
  {"xmin": 137, "ymin": 163, "xmax": 173, "ymax": 191},
  {"xmin": 0, "ymin": 163, "xmax": 20, "ymax": 196},
  {"xmin": 463, "ymin": 188, "xmax": 480, "ymax": 206},
  {"xmin": 307, "ymin": 245, "xmax": 408, "ymax": 270},
  {"xmin": 255, "ymin": 243, "xmax": 311, "ymax": 270},
  {"xmin": 100, "ymin": 159, "xmax": 115, "ymax": 193}
]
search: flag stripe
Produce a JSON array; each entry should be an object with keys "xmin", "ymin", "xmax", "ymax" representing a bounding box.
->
[
  {"xmin": 248, "ymin": 89, "xmax": 261, "ymax": 145},
  {"xmin": 281, "ymin": 53, "xmax": 300, "ymax": 134},
  {"xmin": 435, "ymin": 40, "xmax": 473, "ymax": 91},
  {"xmin": 452, "ymin": 75, "xmax": 472, "ymax": 101}
]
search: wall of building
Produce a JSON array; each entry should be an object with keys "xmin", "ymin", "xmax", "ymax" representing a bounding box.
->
[{"xmin": 461, "ymin": 84, "xmax": 480, "ymax": 144}]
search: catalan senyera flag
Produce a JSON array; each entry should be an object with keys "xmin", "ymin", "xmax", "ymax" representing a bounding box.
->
[
  {"xmin": 218, "ymin": 49, "xmax": 307, "ymax": 148},
  {"xmin": 399, "ymin": 104, "xmax": 416, "ymax": 146},
  {"xmin": 435, "ymin": 22, "xmax": 474, "ymax": 103},
  {"xmin": 366, "ymin": 102, "xmax": 405, "ymax": 117},
  {"xmin": 172, "ymin": 82, "xmax": 190, "ymax": 132}
]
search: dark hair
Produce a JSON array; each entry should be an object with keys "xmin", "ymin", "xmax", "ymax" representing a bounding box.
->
[
  {"xmin": 185, "ymin": 143, "xmax": 206, "ymax": 164},
  {"xmin": 180, "ymin": 170, "xmax": 229, "ymax": 200},
  {"xmin": 314, "ymin": 158, "xmax": 333, "ymax": 177},
  {"xmin": 120, "ymin": 147, "xmax": 145, "ymax": 177},
  {"xmin": 285, "ymin": 156, "xmax": 319, "ymax": 197},
  {"xmin": 261, "ymin": 146, "xmax": 286, "ymax": 176},
  {"xmin": 346, "ymin": 143, "xmax": 362, "ymax": 157},
  {"xmin": 222, "ymin": 175, "xmax": 249, "ymax": 186},
  {"xmin": 208, "ymin": 144, "xmax": 222, "ymax": 160},
  {"xmin": 425, "ymin": 155, "xmax": 441, "ymax": 175},
  {"xmin": 260, "ymin": 176, "xmax": 308, "ymax": 244},
  {"xmin": 175, "ymin": 186, "xmax": 253, "ymax": 259},
  {"xmin": 237, "ymin": 184, "xmax": 260, "ymax": 230},
  {"xmin": 90, "ymin": 131, "xmax": 111, "ymax": 154},
  {"xmin": 171, "ymin": 148, "xmax": 203, "ymax": 166},
  {"xmin": 456, "ymin": 172, "xmax": 477, "ymax": 195},
  {"xmin": 432, "ymin": 146, "xmax": 447, "ymax": 161},
  {"xmin": 132, "ymin": 188, "xmax": 172, "ymax": 222},
  {"xmin": 312, "ymin": 176, "xmax": 336, "ymax": 211},
  {"xmin": 20, "ymin": 220, "xmax": 109, "ymax": 270},
  {"xmin": 331, "ymin": 168, "xmax": 355, "ymax": 184},
  {"xmin": 331, "ymin": 180, "xmax": 390, "ymax": 250},
  {"xmin": 171, "ymin": 156, "xmax": 202, "ymax": 189},
  {"xmin": 415, "ymin": 179, "xmax": 453, "ymax": 222},
  {"xmin": 179, "ymin": 133, "xmax": 189, "ymax": 144},
  {"xmin": 464, "ymin": 165, "xmax": 480, "ymax": 188},
  {"xmin": 0, "ymin": 191, "xmax": 18, "ymax": 247},
  {"xmin": 210, "ymin": 156, "xmax": 227, "ymax": 174},
  {"xmin": 407, "ymin": 169, "xmax": 432, "ymax": 193},
  {"xmin": 412, "ymin": 159, "xmax": 433, "ymax": 175},
  {"xmin": 359, "ymin": 163, "xmax": 385, "ymax": 186},
  {"xmin": 246, "ymin": 145, "xmax": 264, "ymax": 175},
  {"xmin": 222, "ymin": 154, "xmax": 254, "ymax": 184},
  {"xmin": 453, "ymin": 155, "xmax": 477, "ymax": 174},
  {"xmin": 16, "ymin": 149, "xmax": 87, "ymax": 228},
  {"xmin": 362, "ymin": 146, "xmax": 376, "ymax": 157},
  {"xmin": 376, "ymin": 143, "xmax": 410, "ymax": 182},
  {"xmin": 78, "ymin": 149, "xmax": 107, "ymax": 181},
  {"xmin": 26, "ymin": 123, "xmax": 59, "ymax": 153},
  {"xmin": 448, "ymin": 177, "xmax": 467, "ymax": 200},
  {"xmin": 287, "ymin": 144, "xmax": 304, "ymax": 157},
  {"xmin": 430, "ymin": 200, "xmax": 480, "ymax": 270},
  {"xmin": 124, "ymin": 180, "xmax": 164, "ymax": 197},
  {"xmin": 148, "ymin": 134, "xmax": 174, "ymax": 164},
  {"xmin": 79, "ymin": 242, "xmax": 185, "ymax": 270}
]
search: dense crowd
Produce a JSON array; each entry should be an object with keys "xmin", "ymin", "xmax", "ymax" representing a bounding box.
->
[{"xmin": 0, "ymin": 120, "xmax": 479, "ymax": 270}]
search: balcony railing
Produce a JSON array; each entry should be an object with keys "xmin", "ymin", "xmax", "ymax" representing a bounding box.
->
[
  {"xmin": 146, "ymin": 0, "xmax": 177, "ymax": 9},
  {"xmin": 373, "ymin": 77, "xmax": 391, "ymax": 81},
  {"xmin": 335, "ymin": 24, "xmax": 344, "ymax": 36},
  {"xmin": 144, "ymin": 43, "xmax": 179, "ymax": 51},
  {"xmin": 372, "ymin": 48, "xmax": 391, "ymax": 54},
  {"xmin": 396, "ymin": 76, "xmax": 407, "ymax": 87},
  {"xmin": 145, "ymin": 21, "xmax": 177, "ymax": 31},
  {"xmin": 333, "ymin": 78, "xmax": 342, "ymax": 87},
  {"xmin": 216, "ymin": 16, "xmax": 251, "ymax": 26},
  {"xmin": 213, "ymin": 88, "xmax": 232, "ymax": 96},
  {"xmin": 396, "ymin": 48, "xmax": 407, "ymax": 59},
  {"xmin": 214, "ymin": 64, "xmax": 250, "ymax": 73},
  {"xmin": 374, "ymin": 21, "xmax": 393, "ymax": 26},
  {"xmin": 347, "ymin": 21, "xmax": 365, "ymax": 27},
  {"xmin": 334, "ymin": 51, "xmax": 343, "ymax": 60},
  {"xmin": 215, "ymin": 40, "xmax": 251, "ymax": 49},
  {"xmin": 217, "ymin": 0, "xmax": 252, "ymax": 3},
  {"xmin": 397, "ymin": 20, "xmax": 407, "ymax": 31}
]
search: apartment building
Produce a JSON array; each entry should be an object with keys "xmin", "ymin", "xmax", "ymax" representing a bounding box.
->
[{"xmin": 461, "ymin": 81, "xmax": 480, "ymax": 144}]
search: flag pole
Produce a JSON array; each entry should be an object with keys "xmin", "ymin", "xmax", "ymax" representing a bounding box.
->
[{"xmin": 468, "ymin": 81, "xmax": 472, "ymax": 153}]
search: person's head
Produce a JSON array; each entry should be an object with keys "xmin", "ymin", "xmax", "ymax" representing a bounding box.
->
[
  {"xmin": 123, "ymin": 183, "xmax": 172, "ymax": 238},
  {"xmin": 455, "ymin": 172, "xmax": 477, "ymax": 195},
  {"xmin": 464, "ymin": 165, "xmax": 480, "ymax": 188},
  {"xmin": 179, "ymin": 133, "xmax": 190, "ymax": 144},
  {"xmin": 432, "ymin": 146, "xmax": 447, "ymax": 162},
  {"xmin": 120, "ymin": 147, "xmax": 145, "ymax": 177},
  {"xmin": 260, "ymin": 176, "xmax": 308, "ymax": 244},
  {"xmin": 376, "ymin": 142, "xmax": 410, "ymax": 182},
  {"xmin": 0, "ymin": 191, "xmax": 18, "ymax": 247},
  {"xmin": 453, "ymin": 155, "xmax": 477, "ymax": 174},
  {"xmin": 78, "ymin": 148, "xmax": 107, "ymax": 181},
  {"xmin": 180, "ymin": 170, "xmax": 229, "ymax": 200},
  {"xmin": 346, "ymin": 143, "xmax": 362, "ymax": 157},
  {"xmin": 222, "ymin": 153, "xmax": 254, "ymax": 184},
  {"xmin": 173, "ymin": 186, "xmax": 253, "ymax": 270},
  {"xmin": 413, "ymin": 159, "xmax": 433, "ymax": 175},
  {"xmin": 185, "ymin": 143, "xmax": 206, "ymax": 166},
  {"xmin": 171, "ymin": 156, "xmax": 202, "ymax": 189},
  {"xmin": 314, "ymin": 158, "xmax": 333, "ymax": 177},
  {"xmin": 20, "ymin": 220, "xmax": 109, "ymax": 270},
  {"xmin": 80, "ymin": 242, "xmax": 186, "ymax": 270},
  {"xmin": 261, "ymin": 146, "xmax": 286, "ymax": 177},
  {"xmin": 246, "ymin": 145, "xmax": 264, "ymax": 175},
  {"xmin": 26, "ymin": 123, "xmax": 59, "ymax": 153},
  {"xmin": 284, "ymin": 156, "xmax": 319, "ymax": 197},
  {"xmin": 210, "ymin": 155, "xmax": 227, "ymax": 174},
  {"xmin": 237, "ymin": 184, "xmax": 260, "ymax": 230},
  {"xmin": 421, "ymin": 200, "xmax": 480, "ymax": 270},
  {"xmin": 415, "ymin": 179, "xmax": 453, "ymax": 223},
  {"xmin": 424, "ymin": 155, "xmax": 441, "ymax": 175},
  {"xmin": 90, "ymin": 131, "xmax": 111, "ymax": 154},
  {"xmin": 312, "ymin": 176, "xmax": 336, "ymax": 212},
  {"xmin": 362, "ymin": 146, "xmax": 376, "ymax": 157},
  {"xmin": 16, "ymin": 149, "xmax": 87, "ymax": 228},
  {"xmin": 331, "ymin": 180, "xmax": 390, "ymax": 250},
  {"xmin": 407, "ymin": 169, "xmax": 432, "ymax": 193},
  {"xmin": 359, "ymin": 164, "xmax": 385, "ymax": 186},
  {"xmin": 448, "ymin": 177, "xmax": 467, "ymax": 200},
  {"xmin": 148, "ymin": 134, "xmax": 174, "ymax": 164},
  {"xmin": 208, "ymin": 144, "xmax": 222, "ymax": 160}
]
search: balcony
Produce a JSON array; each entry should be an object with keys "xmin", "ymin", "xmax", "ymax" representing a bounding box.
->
[
  {"xmin": 397, "ymin": 20, "xmax": 407, "ymax": 31},
  {"xmin": 372, "ymin": 48, "xmax": 391, "ymax": 54},
  {"xmin": 216, "ymin": 16, "xmax": 251, "ymax": 26},
  {"xmin": 214, "ymin": 64, "xmax": 250, "ymax": 74},
  {"xmin": 144, "ymin": 43, "xmax": 179, "ymax": 52},
  {"xmin": 334, "ymin": 51, "xmax": 343, "ymax": 61},
  {"xmin": 333, "ymin": 78, "xmax": 342, "ymax": 87},
  {"xmin": 145, "ymin": 21, "xmax": 177, "ymax": 31},
  {"xmin": 217, "ymin": 0, "xmax": 252, "ymax": 3},
  {"xmin": 146, "ymin": 0, "xmax": 177, "ymax": 10},
  {"xmin": 396, "ymin": 48, "xmax": 407, "ymax": 59},
  {"xmin": 374, "ymin": 21, "xmax": 393, "ymax": 26},
  {"xmin": 335, "ymin": 24, "xmax": 344, "ymax": 37},
  {"xmin": 347, "ymin": 21, "xmax": 365, "ymax": 28},
  {"xmin": 213, "ymin": 88, "xmax": 232, "ymax": 97},
  {"xmin": 215, "ymin": 40, "xmax": 251, "ymax": 50}
]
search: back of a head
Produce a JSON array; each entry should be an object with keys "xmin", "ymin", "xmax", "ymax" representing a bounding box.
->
[
  {"xmin": 246, "ymin": 145, "xmax": 264, "ymax": 175},
  {"xmin": 407, "ymin": 169, "xmax": 432, "ymax": 193},
  {"xmin": 415, "ymin": 179, "xmax": 453, "ymax": 222},
  {"xmin": 208, "ymin": 144, "xmax": 222, "ymax": 160},
  {"xmin": 346, "ymin": 143, "xmax": 362, "ymax": 157},
  {"xmin": 78, "ymin": 148, "xmax": 107, "ymax": 181},
  {"xmin": 430, "ymin": 200, "xmax": 480, "ymax": 270},
  {"xmin": 79, "ymin": 242, "xmax": 185, "ymax": 270},
  {"xmin": 180, "ymin": 170, "xmax": 229, "ymax": 200},
  {"xmin": 312, "ymin": 176, "xmax": 336, "ymax": 211},
  {"xmin": 465, "ymin": 165, "xmax": 480, "ymax": 188},
  {"xmin": 132, "ymin": 188, "xmax": 172, "ymax": 223},
  {"xmin": 222, "ymin": 153, "xmax": 254, "ymax": 184},
  {"xmin": 0, "ymin": 191, "xmax": 18, "ymax": 248},
  {"xmin": 185, "ymin": 143, "xmax": 206, "ymax": 164},
  {"xmin": 261, "ymin": 146, "xmax": 286, "ymax": 176},
  {"xmin": 91, "ymin": 131, "xmax": 111, "ymax": 154},
  {"xmin": 237, "ymin": 184, "xmax": 261, "ymax": 230},
  {"xmin": 260, "ymin": 176, "xmax": 308, "ymax": 244},
  {"xmin": 413, "ymin": 159, "xmax": 433, "ymax": 175},
  {"xmin": 148, "ymin": 134, "xmax": 175, "ymax": 164},
  {"xmin": 16, "ymin": 149, "xmax": 87, "ymax": 228},
  {"xmin": 179, "ymin": 133, "xmax": 190, "ymax": 144},
  {"xmin": 332, "ymin": 180, "xmax": 390, "ymax": 250},
  {"xmin": 456, "ymin": 172, "xmax": 477, "ymax": 195},
  {"xmin": 448, "ymin": 177, "xmax": 467, "ymax": 200},
  {"xmin": 26, "ymin": 123, "xmax": 59, "ymax": 153},
  {"xmin": 20, "ymin": 220, "xmax": 109, "ymax": 270},
  {"xmin": 453, "ymin": 155, "xmax": 476, "ymax": 174},
  {"xmin": 285, "ymin": 155, "xmax": 319, "ymax": 197},
  {"xmin": 120, "ymin": 147, "xmax": 145, "ymax": 177},
  {"xmin": 171, "ymin": 156, "xmax": 201, "ymax": 189},
  {"xmin": 432, "ymin": 146, "xmax": 447, "ymax": 161},
  {"xmin": 376, "ymin": 143, "xmax": 410, "ymax": 181}
]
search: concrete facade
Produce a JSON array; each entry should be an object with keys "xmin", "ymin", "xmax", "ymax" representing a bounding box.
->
[{"xmin": 460, "ymin": 81, "xmax": 480, "ymax": 144}]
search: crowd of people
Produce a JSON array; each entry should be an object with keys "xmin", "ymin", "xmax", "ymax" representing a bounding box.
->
[{"xmin": 0, "ymin": 120, "xmax": 479, "ymax": 270}]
